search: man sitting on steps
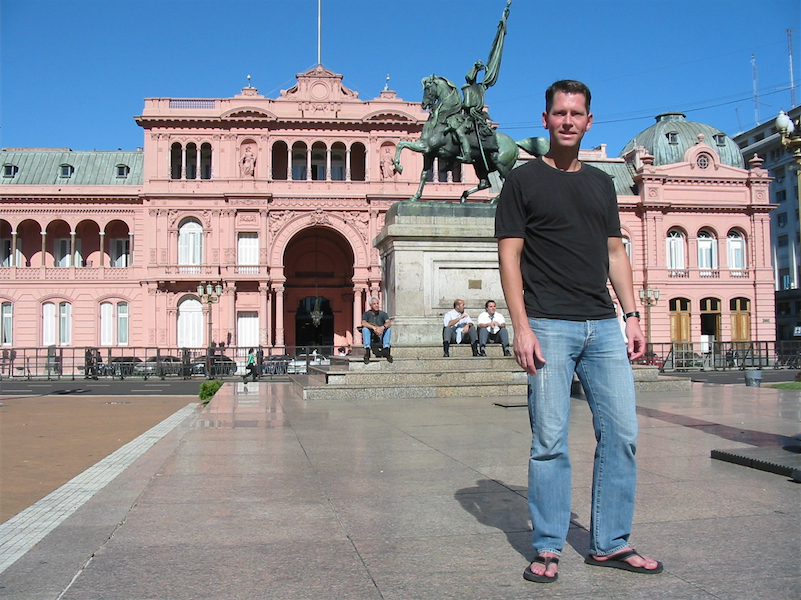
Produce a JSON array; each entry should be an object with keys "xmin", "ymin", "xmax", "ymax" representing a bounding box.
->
[
  {"xmin": 477, "ymin": 300, "xmax": 512, "ymax": 356},
  {"xmin": 442, "ymin": 299, "xmax": 479, "ymax": 357},
  {"xmin": 361, "ymin": 297, "xmax": 393, "ymax": 363}
]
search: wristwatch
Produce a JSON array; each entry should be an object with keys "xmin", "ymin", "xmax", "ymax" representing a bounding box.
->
[{"xmin": 623, "ymin": 311, "xmax": 641, "ymax": 321}]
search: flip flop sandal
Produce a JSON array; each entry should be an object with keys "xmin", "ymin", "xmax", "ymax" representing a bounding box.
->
[
  {"xmin": 584, "ymin": 549, "xmax": 663, "ymax": 574},
  {"xmin": 523, "ymin": 555, "xmax": 559, "ymax": 583}
]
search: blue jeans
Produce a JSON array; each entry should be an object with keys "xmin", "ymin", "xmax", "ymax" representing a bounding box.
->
[
  {"xmin": 362, "ymin": 327, "xmax": 391, "ymax": 348},
  {"xmin": 526, "ymin": 317, "xmax": 638, "ymax": 557}
]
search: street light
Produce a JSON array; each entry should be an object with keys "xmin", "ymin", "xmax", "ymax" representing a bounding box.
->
[
  {"xmin": 197, "ymin": 282, "xmax": 224, "ymax": 348},
  {"xmin": 639, "ymin": 287, "xmax": 660, "ymax": 350},
  {"xmin": 776, "ymin": 110, "xmax": 801, "ymax": 253}
]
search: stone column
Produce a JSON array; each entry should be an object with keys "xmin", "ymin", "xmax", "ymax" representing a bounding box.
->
[
  {"xmin": 326, "ymin": 147, "xmax": 332, "ymax": 182},
  {"xmin": 346, "ymin": 147, "xmax": 351, "ymax": 182},
  {"xmin": 260, "ymin": 283, "xmax": 271, "ymax": 347},
  {"xmin": 40, "ymin": 232, "xmax": 46, "ymax": 268},
  {"xmin": 353, "ymin": 287, "xmax": 363, "ymax": 341},
  {"xmin": 11, "ymin": 231, "xmax": 17, "ymax": 267},
  {"xmin": 99, "ymin": 232, "xmax": 105, "ymax": 267},
  {"xmin": 306, "ymin": 147, "xmax": 312, "ymax": 181},
  {"xmin": 128, "ymin": 232, "xmax": 134, "ymax": 266},
  {"xmin": 274, "ymin": 284, "xmax": 285, "ymax": 349},
  {"xmin": 70, "ymin": 231, "xmax": 76, "ymax": 268}
]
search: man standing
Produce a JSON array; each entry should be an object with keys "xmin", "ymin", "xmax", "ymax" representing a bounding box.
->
[
  {"xmin": 361, "ymin": 297, "xmax": 392, "ymax": 363},
  {"xmin": 495, "ymin": 80, "xmax": 662, "ymax": 583},
  {"xmin": 442, "ymin": 299, "xmax": 479, "ymax": 357},
  {"xmin": 477, "ymin": 300, "xmax": 511, "ymax": 356}
]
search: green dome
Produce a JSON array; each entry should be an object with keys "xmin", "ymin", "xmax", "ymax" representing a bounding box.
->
[{"xmin": 619, "ymin": 112, "xmax": 744, "ymax": 168}]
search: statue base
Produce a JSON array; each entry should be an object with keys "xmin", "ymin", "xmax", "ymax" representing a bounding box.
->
[{"xmin": 375, "ymin": 200, "xmax": 510, "ymax": 346}]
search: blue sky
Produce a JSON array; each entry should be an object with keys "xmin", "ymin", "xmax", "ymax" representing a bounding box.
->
[{"xmin": 1, "ymin": 0, "xmax": 799, "ymax": 156}]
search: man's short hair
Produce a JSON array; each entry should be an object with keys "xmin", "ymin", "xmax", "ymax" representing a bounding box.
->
[
  {"xmin": 545, "ymin": 80, "xmax": 591, "ymax": 113},
  {"xmin": 485, "ymin": 300, "xmax": 496, "ymax": 309},
  {"xmin": 453, "ymin": 299, "xmax": 463, "ymax": 308},
  {"xmin": 369, "ymin": 296, "xmax": 380, "ymax": 304}
]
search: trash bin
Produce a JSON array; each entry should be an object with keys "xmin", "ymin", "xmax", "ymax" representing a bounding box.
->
[{"xmin": 744, "ymin": 369, "xmax": 762, "ymax": 387}]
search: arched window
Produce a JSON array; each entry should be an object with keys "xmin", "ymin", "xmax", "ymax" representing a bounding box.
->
[
  {"xmin": 1, "ymin": 301, "xmax": 12, "ymax": 345},
  {"xmin": 331, "ymin": 142, "xmax": 346, "ymax": 181},
  {"xmin": 178, "ymin": 219, "xmax": 203, "ymax": 274},
  {"xmin": 170, "ymin": 143, "xmax": 182, "ymax": 180},
  {"xmin": 200, "ymin": 143, "xmax": 212, "ymax": 179},
  {"xmin": 185, "ymin": 142, "xmax": 197, "ymax": 179},
  {"xmin": 292, "ymin": 142, "xmax": 308, "ymax": 180},
  {"xmin": 43, "ymin": 301, "xmax": 71, "ymax": 345},
  {"xmin": 100, "ymin": 301, "xmax": 129, "ymax": 346},
  {"xmin": 177, "ymin": 297, "xmax": 204, "ymax": 348},
  {"xmin": 727, "ymin": 230, "xmax": 746, "ymax": 272},
  {"xmin": 350, "ymin": 142, "xmax": 366, "ymax": 181},
  {"xmin": 697, "ymin": 230, "xmax": 717, "ymax": 275},
  {"xmin": 271, "ymin": 141, "xmax": 288, "ymax": 180},
  {"xmin": 622, "ymin": 236, "xmax": 632, "ymax": 261},
  {"xmin": 666, "ymin": 230, "xmax": 686, "ymax": 274},
  {"xmin": 311, "ymin": 142, "xmax": 326, "ymax": 181}
]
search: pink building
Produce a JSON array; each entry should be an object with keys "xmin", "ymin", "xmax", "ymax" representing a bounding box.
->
[
  {"xmin": 0, "ymin": 68, "xmax": 775, "ymax": 361},
  {"xmin": 0, "ymin": 66, "xmax": 494, "ymax": 357}
]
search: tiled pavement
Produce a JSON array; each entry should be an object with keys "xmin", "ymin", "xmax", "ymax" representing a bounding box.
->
[{"xmin": 0, "ymin": 380, "xmax": 799, "ymax": 599}]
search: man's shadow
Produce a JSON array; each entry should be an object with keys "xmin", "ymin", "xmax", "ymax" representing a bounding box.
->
[{"xmin": 455, "ymin": 479, "xmax": 589, "ymax": 560}]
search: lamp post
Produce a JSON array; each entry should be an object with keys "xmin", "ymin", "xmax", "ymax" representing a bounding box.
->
[
  {"xmin": 776, "ymin": 110, "xmax": 801, "ymax": 269},
  {"xmin": 639, "ymin": 287, "xmax": 660, "ymax": 351},
  {"xmin": 197, "ymin": 282, "xmax": 224, "ymax": 348}
]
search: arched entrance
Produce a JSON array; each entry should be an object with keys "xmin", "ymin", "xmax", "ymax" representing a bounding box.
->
[{"xmin": 283, "ymin": 226, "xmax": 355, "ymax": 354}]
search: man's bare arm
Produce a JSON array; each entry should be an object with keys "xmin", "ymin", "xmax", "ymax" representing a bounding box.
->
[
  {"xmin": 498, "ymin": 237, "xmax": 545, "ymax": 374},
  {"xmin": 608, "ymin": 237, "xmax": 645, "ymax": 361}
]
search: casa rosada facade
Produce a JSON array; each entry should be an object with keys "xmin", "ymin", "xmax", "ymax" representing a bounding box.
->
[{"xmin": 0, "ymin": 65, "xmax": 776, "ymax": 356}]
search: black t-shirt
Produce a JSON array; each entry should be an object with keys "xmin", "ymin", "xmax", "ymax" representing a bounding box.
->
[
  {"xmin": 495, "ymin": 157, "xmax": 621, "ymax": 321},
  {"xmin": 362, "ymin": 310, "xmax": 390, "ymax": 328}
]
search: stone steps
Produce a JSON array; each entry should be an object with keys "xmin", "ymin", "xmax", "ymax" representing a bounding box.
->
[{"xmin": 291, "ymin": 346, "xmax": 691, "ymax": 401}]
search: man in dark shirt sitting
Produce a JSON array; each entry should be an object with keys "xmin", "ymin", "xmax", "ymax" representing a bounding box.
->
[{"xmin": 361, "ymin": 297, "xmax": 392, "ymax": 363}]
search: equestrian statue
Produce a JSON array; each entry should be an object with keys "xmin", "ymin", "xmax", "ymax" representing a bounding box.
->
[{"xmin": 392, "ymin": 0, "xmax": 549, "ymax": 203}]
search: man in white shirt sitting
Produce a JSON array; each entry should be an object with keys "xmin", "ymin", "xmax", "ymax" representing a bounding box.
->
[
  {"xmin": 477, "ymin": 300, "xmax": 511, "ymax": 357},
  {"xmin": 442, "ymin": 298, "xmax": 479, "ymax": 357}
]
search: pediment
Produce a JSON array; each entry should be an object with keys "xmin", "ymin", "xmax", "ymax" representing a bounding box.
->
[
  {"xmin": 221, "ymin": 107, "xmax": 278, "ymax": 120},
  {"xmin": 362, "ymin": 110, "xmax": 418, "ymax": 123},
  {"xmin": 279, "ymin": 64, "xmax": 359, "ymax": 102}
]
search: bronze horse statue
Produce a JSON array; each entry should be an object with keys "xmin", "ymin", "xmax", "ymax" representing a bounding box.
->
[{"xmin": 392, "ymin": 75, "xmax": 548, "ymax": 203}]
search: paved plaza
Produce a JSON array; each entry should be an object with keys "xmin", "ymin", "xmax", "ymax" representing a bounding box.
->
[{"xmin": 0, "ymin": 380, "xmax": 799, "ymax": 599}]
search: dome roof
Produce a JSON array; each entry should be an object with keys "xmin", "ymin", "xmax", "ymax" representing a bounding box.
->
[{"xmin": 619, "ymin": 112, "xmax": 744, "ymax": 168}]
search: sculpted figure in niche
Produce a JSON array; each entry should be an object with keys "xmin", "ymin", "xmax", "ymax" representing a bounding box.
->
[
  {"xmin": 240, "ymin": 146, "xmax": 256, "ymax": 177},
  {"xmin": 380, "ymin": 147, "xmax": 395, "ymax": 181}
]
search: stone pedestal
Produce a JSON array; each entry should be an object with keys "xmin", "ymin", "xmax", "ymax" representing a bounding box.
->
[{"xmin": 375, "ymin": 201, "xmax": 510, "ymax": 346}]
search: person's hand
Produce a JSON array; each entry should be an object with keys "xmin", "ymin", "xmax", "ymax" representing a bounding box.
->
[
  {"xmin": 462, "ymin": 324, "xmax": 470, "ymax": 334},
  {"xmin": 625, "ymin": 318, "xmax": 646, "ymax": 361},
  {"xmin": 513, "ymin": 327, "xmax": 546, "ymax": 375}
]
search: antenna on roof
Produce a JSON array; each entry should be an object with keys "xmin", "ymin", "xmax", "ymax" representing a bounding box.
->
[
  {"xmin": 751, "ymin": 54, "xmax": 760, "ymax": 126},
  {"xmin": 247, "ymin": 74, "xmax": 251, "ymax": 87},
  {"xmin": 789, "ymin": 29, "xmax": 796, "ymax": 107},
  {"xmin": 384, "ymin": 74, "xmax": 390, "ymax": 91},
  {"xmin": 317, "ymin": 0, "xmax": 322, "ymax": 65}
]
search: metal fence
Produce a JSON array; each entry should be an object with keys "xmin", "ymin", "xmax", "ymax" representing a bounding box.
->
[
  {"xmin": 0, "ymin": 345, "xmax": 336, "ymax": 380},
  {"xmin": 636, "ymin": 340, "xmax": 801, "ymax": 372}
]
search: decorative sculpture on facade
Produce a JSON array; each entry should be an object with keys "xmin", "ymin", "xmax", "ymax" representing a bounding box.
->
[{"xmin": 391, "ymin": 0, "xmax": 548, "ymax": 203}]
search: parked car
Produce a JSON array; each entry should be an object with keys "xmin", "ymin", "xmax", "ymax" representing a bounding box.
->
[
  {"xmin": 190, "ymin": 354, "xmax": 237, "ymax": 377},
  {"xmin": 635, "ymin": 351, "xmax": 664, "ymax": 369},
  {"xmin": 108, "ymin": 356, "xmax": 142, "ymax": 376},
  {"xmin": 134, "ymin": 355, "xmax": 182, "ymax": 377},
  {"xmin": 286, "ymin": 354, "xmax": 330, "ymax": 375},
  {"xmin": 263, "ymin": 355, "xmax": 291, "ymax": 375}
]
